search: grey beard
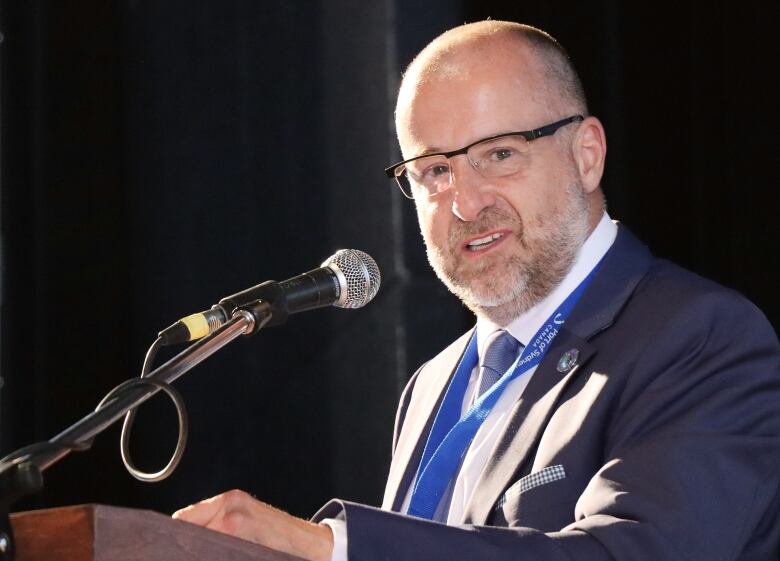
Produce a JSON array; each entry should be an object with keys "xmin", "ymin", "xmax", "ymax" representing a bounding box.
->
[{"xmin": 426, "ymin": 183, "xmax": 591, "ymax": 326}]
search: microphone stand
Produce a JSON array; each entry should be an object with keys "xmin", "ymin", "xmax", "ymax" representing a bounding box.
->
[{"xmin": 0, "ymin": 300, "xmax": 272, "ymax": 561}]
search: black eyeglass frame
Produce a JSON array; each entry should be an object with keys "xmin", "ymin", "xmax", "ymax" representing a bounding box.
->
[{"xmin": 384, "ymin": 115, "xmax": 584, "ymax": 197}]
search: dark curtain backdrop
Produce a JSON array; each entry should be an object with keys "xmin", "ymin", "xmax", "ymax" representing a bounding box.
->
[{"xmin": 0, "ymin": 1, "xmax": 777, "ymax": 518}]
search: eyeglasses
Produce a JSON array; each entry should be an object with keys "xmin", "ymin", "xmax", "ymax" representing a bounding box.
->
[{"xmin": 384, "ymin": 115, "xmax": 584, "ymax": 199}]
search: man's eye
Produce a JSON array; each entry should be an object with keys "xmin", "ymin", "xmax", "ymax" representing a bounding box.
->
[
  {"xmin": 490, "ymin": 148, "xmax": 515, "ymax": 161},
  {"xmin": 422, "ymin": 163, "xmax": 450, "ymax": 180}
]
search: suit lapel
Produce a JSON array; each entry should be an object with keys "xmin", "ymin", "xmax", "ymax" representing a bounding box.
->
[
  {"xmin": 461, "ymin": 224, "xmax": 654, "ymax": 524},
  {"xmin": 383, "ymin": 329, "xmax": 474, "ymax": 511},
  {"xmin": 461, "ymin": 331, "xmax": 594, "ymax": 524}
]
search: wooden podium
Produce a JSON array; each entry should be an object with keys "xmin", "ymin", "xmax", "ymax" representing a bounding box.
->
[{"xmin": 10, "ymin": 504, "xmax": 305, "ymax": 561}]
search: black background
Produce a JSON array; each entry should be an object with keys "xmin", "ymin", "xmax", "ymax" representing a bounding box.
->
[{"xmin": 0, "ymin": 1, "xmax": 777, "ymax": 518}]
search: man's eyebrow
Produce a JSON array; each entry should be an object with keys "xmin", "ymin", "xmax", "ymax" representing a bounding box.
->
[
  {"xmin": 410, "ymin": 131, "xmax": 517, "ymax": 159},
  {"xmin": 411, "ymin": 146, "xmax": 445, "ymax": 158}
]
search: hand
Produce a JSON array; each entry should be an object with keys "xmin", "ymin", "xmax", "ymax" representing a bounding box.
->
[{"xmin": 172, "ymin": 489, "xmax": 333, "ymax": 561}]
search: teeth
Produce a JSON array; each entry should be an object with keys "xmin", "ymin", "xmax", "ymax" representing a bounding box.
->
[{"xmin": 467, "ymin": 232, "xmax": 503, "ymax": 250}]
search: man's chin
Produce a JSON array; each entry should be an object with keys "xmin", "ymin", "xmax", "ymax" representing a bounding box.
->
[
  {"xmin": 444, "ymin": 277, "xmax": 534, "ymax": 324},
  {"xmin": 429, "ymin": 253, "xmax": 534, "ymax": 319},
  {"xmin": 467, "ymin": 298, "xmax": 530, "ymax": 326},
  {"xmin": 460, "ymin": 284, "xmax": 520, "ymax": 308}
]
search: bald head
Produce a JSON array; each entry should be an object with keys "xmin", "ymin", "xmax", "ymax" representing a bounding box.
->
[{"xmin": 397, "ymin": 21, "xmax": 588, "ymax": 131}]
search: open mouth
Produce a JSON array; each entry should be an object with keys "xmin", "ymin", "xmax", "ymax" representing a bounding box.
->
[{"xmin": 466, "ymin": 231, "xmax": 505, "ymax": 252}]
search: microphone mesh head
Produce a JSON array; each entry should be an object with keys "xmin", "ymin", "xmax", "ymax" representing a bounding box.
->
[{"xmin": 324, "ymin": 249, "xmax": 381, "ymax": 309}]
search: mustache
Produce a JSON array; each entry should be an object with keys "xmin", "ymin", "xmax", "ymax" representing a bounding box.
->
[{"xmin": 447, "ymin": 207, "xmax": 522, "ymax": 246}]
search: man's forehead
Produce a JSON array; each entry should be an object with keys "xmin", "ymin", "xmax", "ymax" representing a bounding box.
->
[
  {"xmin": 396, "ymin": 59, "xmax": 546, "ymax": 151},
  {"xmin": 397, "ymin": 38, "xmax": 542, "ymax": 113}
]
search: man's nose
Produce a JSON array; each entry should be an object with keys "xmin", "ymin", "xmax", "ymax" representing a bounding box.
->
[{"xmin": 449, "ymin": 158, "xmax": 496, "ymax": 222}]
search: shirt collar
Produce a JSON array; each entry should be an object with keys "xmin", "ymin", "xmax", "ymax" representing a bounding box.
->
[{"xmin": 477, "ymin": 212, "xmax": 617, "ymax": 354}]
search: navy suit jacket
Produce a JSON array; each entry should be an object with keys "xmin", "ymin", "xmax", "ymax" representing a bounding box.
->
[{"xmin": 314, "ymin": 226, "xmax": 780, "ymax": 561}]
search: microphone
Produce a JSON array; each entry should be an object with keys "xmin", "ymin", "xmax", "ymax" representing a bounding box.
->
[{"xmin": 158, "ymin": 249, "xmax": 380, "ymax": 345}]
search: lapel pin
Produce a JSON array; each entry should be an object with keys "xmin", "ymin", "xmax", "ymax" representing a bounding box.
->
[{"xmin": 557, "ymin": 348, "xmax": 580, "ymax": 373}]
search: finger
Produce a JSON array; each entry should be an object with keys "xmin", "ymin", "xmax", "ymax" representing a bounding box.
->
[{"xmin": 172, "ymin": 494, "xmax": 225, "ymax": 526}]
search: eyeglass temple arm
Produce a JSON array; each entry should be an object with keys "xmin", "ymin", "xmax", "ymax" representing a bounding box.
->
[{"xmin": 530, "ymin": 115, "xmax": 584, "ymax": 139}]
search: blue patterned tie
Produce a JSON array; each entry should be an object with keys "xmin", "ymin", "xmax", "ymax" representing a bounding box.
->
[{"xmin": 477, "ymin": 330, "xmax": 521, "ymax": 398}]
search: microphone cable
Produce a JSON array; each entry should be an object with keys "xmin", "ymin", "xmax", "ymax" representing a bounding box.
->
[
  {"xmin": 104, "ymin": 336, "xmax": 188, "ymax": 482},
  {"xmin": 107, "ymin": 248, "xmax": 381, "ymax": 481},
  {"xmin": 0, "ymin": 337, "xmax": 188, "ymax": 483}
]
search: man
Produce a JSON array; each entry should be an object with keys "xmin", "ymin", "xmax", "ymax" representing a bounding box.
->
[{"xmin": 173, "ymin": 21, "xmax": 780, "ymax": 561}]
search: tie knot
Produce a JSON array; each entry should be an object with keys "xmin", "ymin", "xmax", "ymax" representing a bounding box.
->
[{"xmin": 480, "ymin": 330, "xmax": 520, "ymax": 377}]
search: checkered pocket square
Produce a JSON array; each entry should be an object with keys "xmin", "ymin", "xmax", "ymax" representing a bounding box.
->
[{"xmin": 497, "ymin": 465, "xmax": 566, "ymax": 509}]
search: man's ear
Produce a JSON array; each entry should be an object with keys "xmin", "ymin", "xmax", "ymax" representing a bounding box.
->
[{"xmin": 573, "ymin": 116, "xmax": 606, "ymax": 193}]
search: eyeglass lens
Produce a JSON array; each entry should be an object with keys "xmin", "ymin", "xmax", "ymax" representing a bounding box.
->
[{"xmin": 398, "ymin": 134, "xmax": 532, "ymax": 198}]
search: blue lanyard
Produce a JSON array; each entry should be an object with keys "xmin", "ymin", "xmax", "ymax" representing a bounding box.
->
[{"xmin": 407, "ymin": 263, "xmax": 601, "ymax": 519}]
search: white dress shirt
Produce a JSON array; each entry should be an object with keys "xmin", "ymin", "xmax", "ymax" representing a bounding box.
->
[{"xmin": 324, "ymin": 213, "xmax": 617, "ymax": 560}]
